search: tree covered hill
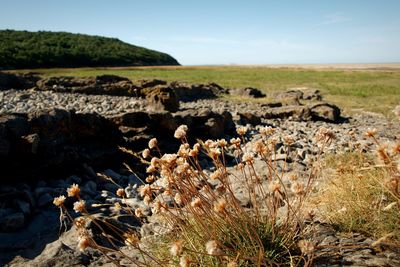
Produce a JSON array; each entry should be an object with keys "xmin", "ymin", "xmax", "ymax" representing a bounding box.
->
[{"xmin": 0, "ymin": 30, "xmax": 180, "ymax": 69}]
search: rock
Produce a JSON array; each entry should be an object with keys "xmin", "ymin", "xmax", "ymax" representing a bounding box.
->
[
  {"xmin": 263, "ymin": 105, "xmax": 311, "ymax": 121},
  {"xmin": 309, "ymin": 102, "xmax": 341, "ymax": 122},
  {"xmin": 238, "ymin": 112, "xmax": 262, "ymax": 125},
  {"xmin": 136, "ymin": 79, "xmax": 167, "ymax": 88},
  {"xmin": 37, "ymin": 193, "xmax": 53, "ymax": 207},
  {"xmin": 0, "ymin": 72, "xmax": 41, "ymax": 91},
  {"xmin": 0, "ymin": 108, "xmax": 124, "ymax": 182},
  {"xmin": 36, "ymin": 75, "xmax": 140, "ymax": 97},
  {"xmin": 0, "ymin": 212, "xmax": 24, "ymax": 232},
  {"xmin": 230, "ymin": 87, "xmax": 266, "ymax": 98},
  {"xmin": 300, "ymin": 88, "xmax": 322, "ymax": 101},
  {"xmin": 145, "ymin": 86, "xmax": 179, "ymax": 112},
  {"xmin": 171, "ymin": 82, "xmax": 218, "ymax": 102},
  {"xmin": 14, "ymin": 200, "xmax": 30, "ymax": 215}
]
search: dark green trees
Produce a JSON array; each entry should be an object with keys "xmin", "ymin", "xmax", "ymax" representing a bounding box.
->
[{"xmin": 0, "ymin": 30, "xmax": 179, "ymax": 69}]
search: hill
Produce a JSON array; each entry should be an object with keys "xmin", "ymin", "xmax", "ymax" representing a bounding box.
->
[{"xmin": 0, "ymin": 30, "xmax": 180, "ymax": 69}]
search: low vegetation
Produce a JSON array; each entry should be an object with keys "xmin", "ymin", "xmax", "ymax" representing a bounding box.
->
[
  {"xmin": 16, "ymin": 65, "xmax": 400, "ymax": 115},
  {"xmin": 0, "ymin": 30, "xmax": 179, "ymax": 69},
  {"xmin": 313, "ymin": 125, "xmax": 400, "ymax": 245}
]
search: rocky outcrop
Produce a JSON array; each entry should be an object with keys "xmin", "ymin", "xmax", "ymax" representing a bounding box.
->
[
  {"xmin": 36, "ymin": 75, "xmax": 140, "ymax": 97},
  {"xmin": 0, "ymin": 72, "xmax": 41, "ymax": 91},
  {"xmin": 0, "ymin": 109, "xmax": 123, "ymax": 181}
]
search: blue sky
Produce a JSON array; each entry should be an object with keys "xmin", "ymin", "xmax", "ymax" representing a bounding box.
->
[{"xmin": 1, "ymin": 0, "xmax": 399, "ymax": 65}]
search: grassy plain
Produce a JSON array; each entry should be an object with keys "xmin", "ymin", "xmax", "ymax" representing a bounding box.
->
[{"xmin": 16, "ymin": 65, "xmax": 400, "ymax": 115}]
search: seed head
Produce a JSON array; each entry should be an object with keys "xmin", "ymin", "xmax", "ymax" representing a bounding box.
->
[
  {"xmin": 67, "ymin": 183, "xmax": 80, "ymax": 198},
  {"xmin": 259, "ymin": 126, "xmax": 275, "ymax": 136},
  {"xmin": 205, "ymin": 240, "xmax": 220, "ymax": 255},
  {"xmin": 179, "ymin": 255, "xmax": 191, "ymax": 267},
  {"xmin": 53, "ymin": 195, "xmax": 66, "ymax": 207},
  {"xmin": 269, "ymin": 181, "xmax": 281, "ymax": 193},
  {"xmin": 142, "ymin": 148, "xmax": 151, "ymax": 159},
  {"xmin": 365, "ymin": 128, "xmax": 377, "ymax": 138},
  {"xmin": 291, "ymin": 182, "xmax": 305, "ymax": 196},
  {"xmin": 190, "ymin": 197, "xmax": 202, "ymax": 208},
  {"xmin": 73, "ymin": 200, "xmax": 86, "ymax": 213},
  {"xmin": 151, "ymin": 200, "xmax": 162, "ymax": 214},
  {"xmin": 209, "ymin": 148, "xmax": 221, "ymax": 160},
  {"xmin": 213, "ymin": 198, "xmax": 227, "ymax": 213},
  {"xmin": 135, "ymin": 207, "xmax": 144, "ymax": 218},
  {"xmin": 236, "ymin": 126, "xmax": 247, "ymax": 136},
  {"xmin": 138, "ymin": 184, "xmax": 151, "ymax": 197},
  {"xmin": 74, "ymin": 217, "xmax": 86, "ymax": 228},
  {"xmin": 124, "ymin": 232, "xmax": 140, "ymax": 246},
  {"xmin": 298, "ymin": 240, "xmax": 315, "ymax": 255},
  {"xmin": 148, "ymin": 138, "xmax": 158, "ymax": 149},
  {"xmin": 174, "ymin": 193, "xmax": 183, "ymax": 205},
  {"xmin": 174, "ymin": 125, "xmax": 188, "ymax": 139},
  {"xmin": 143, "ymin": 195, "xmax": 152, "ymax": 205},
  {"xmin": 116, "ymin": 188, "xmax": 125, "ymax": 198},
  {"xmin": 218, "ymin": 139, "xmax": 228, "ymax": 147},
  {"xmin": 170, "ymin": 240, "xmax": 184, "ymax": 256},
  {"xmin": 78, "ymin": 236, "xmax": 90, "ymax": 252},
  {"xmin": 242, "ymin": 152, "xmax": 254, "ymax": 163}
]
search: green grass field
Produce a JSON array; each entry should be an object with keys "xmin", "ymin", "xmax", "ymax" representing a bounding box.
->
[{"xmin": 16, "ymin": 66, "xmax": 400, "ymax": 116}]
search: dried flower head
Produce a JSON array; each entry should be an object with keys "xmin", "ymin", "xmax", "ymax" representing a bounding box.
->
[
  {"xmin": 242, "ymin": 152, "xmax": 254, "ymax": 163},
  {"xmin": 151, "ymin": 200, "xmax": 162, "ymax": 214},
  {"xmin": 218, "ymin": 139, "xmax": 228, "ymax": 147},
  {"xmin": 213, "ymin": 198, "xmax": 227, "ymax": 213},
  {"xmin": 146, "ymin": 175, "xmax": 156, "ymax": 183},
  {"xmin": 73, "ymin": 200, "xmax": 86, "ymax": 213},
  {"xmin": 209, "ymin": 148, "xmax": 221, "ymax": 160},
  {"xmin": 148, "ymin": 138, "xmax": 158, "ymax": 149},
  {"xmin": 205, "ymin": 240, "xmax": 220, "ymax": 255},
  {"xmin": 124, "ymin": 232, "xmax": 140, "ymax": 246},
  {"xmin": 78, "ymin": 236, "xmax": 91, "ymax": 252},
  {"xmin": 138, "ymin": 184, "xmax": 152, "ymax": 197},
  {"xmin": 135, "ymin": 207, "xmax": 144, "ymax": 218},
  {"xmin": 142, "ymin": 148, "xmax": 151, "ymax": 159},
  {"xmin": 174, "ymin": 193, "xmax": 183, "ymax": 205},
  {"xmin": 170, "ymin": 240, "xmax": 184, "ymax": 256},
  {"xmin": 190, "ymin": 197, "xmax": 202, "ymax": 208},
  {"xmin": 179, "ymin": 255, "xmax": 191, "ymax": 267},
  {"xmin": 174, "ymin": 125, "xmax": 188, "ymax": 139},
  {"xmin": 116, "ymin": 188, "xmax": 125, "ymax": 198},
  {"xmin": 298, "ymin": 240, "xmax": 315, "ymax": 255},
  {"xmin": 143, "ymin": 195, "xmax": 152, "ymax": 205},
  {"xmin": 67, "ymin": 183, "xmax": 80, "ymax": 198},
  {"xmin": 53, "ymin": 195, "xmax": 66, "ymax": 207},
  {"xmin": 269, "ymin": 181, "xmax": 281, "ymax": 193},
  {"xmin": 365, "ymin": 128, "xmax": 378, "ymax": 138},
  {"xmin": 236, "ymin": 126, "xmax": 247, "ymax": 136},
  {"xmin": 74, "ymin": 217, "xmax": 86, "ymax": 228},
  {"xmin": 291, "ymin": 182, "xmax": 305, "ymax": 196},
  {"xmin": 283, "ymin": 135, "xmax": 295, "ymax": 145},
  {"xmin": 259, "ymin": 126, "xmax": 276, "ymax": 136}
]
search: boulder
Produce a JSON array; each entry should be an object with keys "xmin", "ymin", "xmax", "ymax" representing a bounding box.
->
[
  {"xmin": 171, "ymin": 82, "xmax": 218, "ymax": 102},
  {"xmin": 174, "ymin": 108, "xmax": 235, "ymax": 139},
  {"xmin": 309, "ymin": 102, "xmax": 341, "ymax": 122},
  {"xmin": 145, "ymin": 86, "xmax": 179, "ymax": 112},
  {"xmin": 263, "ymin": 105, "xmax": 312, "ymax": 121}
]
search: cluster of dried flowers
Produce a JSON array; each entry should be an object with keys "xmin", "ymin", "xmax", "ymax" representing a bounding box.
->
[{"xmin": 54, "ymin": 123, "xmax": 335, "ymax": 266}]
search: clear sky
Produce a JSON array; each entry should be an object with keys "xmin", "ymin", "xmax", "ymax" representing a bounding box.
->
[{"xmin": 1, "ymin": 0, "xmax": 399, "ymax": 65}]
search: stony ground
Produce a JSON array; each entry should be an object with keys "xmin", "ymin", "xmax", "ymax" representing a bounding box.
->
[{"xmin": 1, "ymin": 79, "xmax": 399, "ymax": 266}]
